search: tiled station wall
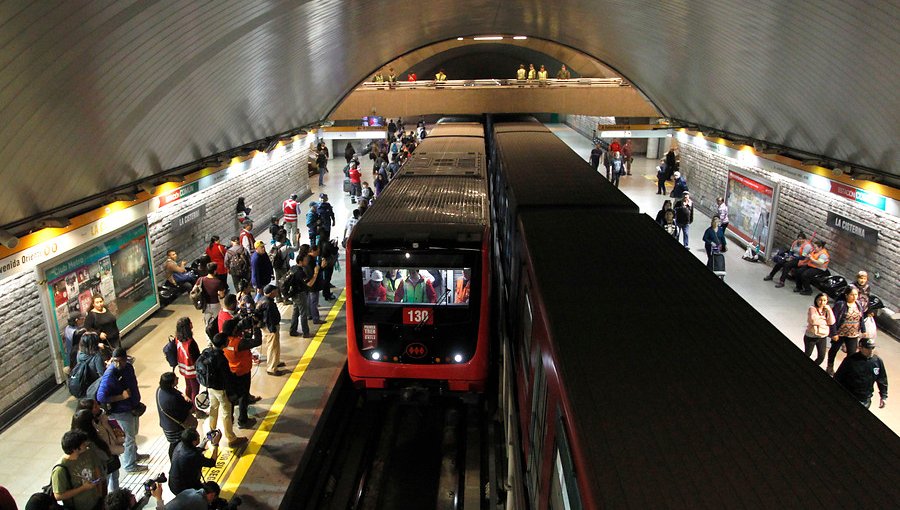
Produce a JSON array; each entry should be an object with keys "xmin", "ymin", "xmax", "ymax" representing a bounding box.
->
[{"xmin": 565, "ymin": 114, "xmax": 649, "ymax": 154}]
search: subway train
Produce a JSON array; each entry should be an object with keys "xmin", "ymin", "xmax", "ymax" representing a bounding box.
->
[
  {"xmin": 488, "ymin": 119, "xmax": 900, "ymax": 509},
  {"xmin": 345, "ymin": 121, "xmax": 491, "ymax": 392}
]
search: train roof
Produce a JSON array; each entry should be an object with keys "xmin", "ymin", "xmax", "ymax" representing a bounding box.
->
[
  {"xmin": 426, "ymin": 122, "xmax": 485, "ymax": 138},
  {"xmin": 492, "ymin": 121, "xmax": 547, "ymax": 134},
  {"xmin": 352, "ymin": 176, "xmax": 488, "ymax": 243},
  {"xmin": 518, "ymin": 209, "xmax": 900, "ymax": 508},
  {"xmin": 398, "ymin": 134, "xmax": 486, "ymax": 178},
  {"xmin": 493, "ymin": 130, "xmax": 639, "ymax": 211}
]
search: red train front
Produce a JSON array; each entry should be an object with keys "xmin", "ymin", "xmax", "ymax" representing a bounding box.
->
[{"xmin": 345, "ymin": 124, "xmax": 490, "ymax": 392}]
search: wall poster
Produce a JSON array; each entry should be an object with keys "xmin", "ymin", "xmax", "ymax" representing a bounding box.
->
[
  {"xmin": 724, "ymin": 168, "xmax": 779, "ymax": 258},
  {"xmin": 39, "ymin": 221, "xmax": 159, "ymax": 373}
]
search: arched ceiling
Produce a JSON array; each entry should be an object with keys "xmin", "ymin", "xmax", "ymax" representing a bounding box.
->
[{"xmin": 1, "ymin": 1, "xmax": 897, "ymax": 229}]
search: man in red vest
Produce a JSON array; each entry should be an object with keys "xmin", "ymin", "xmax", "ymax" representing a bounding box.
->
[{"xmin": 282, "ymin": 193, "xmax": 298, "ymax": 246}]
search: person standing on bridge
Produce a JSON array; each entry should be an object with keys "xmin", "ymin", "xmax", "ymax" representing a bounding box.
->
[
  {"xmin": 556, "ymin": 64, "xmax": 571, "ymax": 79},
  {"xmin": 517, "ymin": 64, "xmax": 526, "ymax": 80}
]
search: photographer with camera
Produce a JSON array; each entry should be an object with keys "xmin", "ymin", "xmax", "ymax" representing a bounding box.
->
[
  {"xmin": 104, "ymin": 481, "xmax": 164, "ymax": 510},
  {"xmin": 221, "ymin": 310, "xmax": 262, "ymax": 429},
  {"xmin": 169, "ymin": 428, "xmax": 220, "ymax": 496}
]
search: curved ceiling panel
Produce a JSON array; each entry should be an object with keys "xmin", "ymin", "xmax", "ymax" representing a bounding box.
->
[{"xmin": 1, "ymin": 0, "xmax": 897, "ymax": 228}]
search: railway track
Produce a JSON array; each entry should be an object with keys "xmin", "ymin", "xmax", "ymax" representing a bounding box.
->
[{"xmin": 283, "ymin": 369, "xmax": 494, "ymax": 510}]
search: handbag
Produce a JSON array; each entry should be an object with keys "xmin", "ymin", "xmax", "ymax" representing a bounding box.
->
[
  {"xmin": 106, "ymin": 455, "xmax": 121, "ymax": 473},
  {"xmin": 157, "ymin": 389, "xmax": 199, "ymax": 430},
  {"xmin": 190, "ymin": 279, "xmax": 208, "ymax": 311},
  {"xmin": 131, "ymin": 402, "xmax": 147, "ymax": 417}
]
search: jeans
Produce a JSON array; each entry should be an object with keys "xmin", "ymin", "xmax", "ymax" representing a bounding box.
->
[
  {"xmin": 203, "ymin": 303, "xmax": 221, "ymax": 332},
  {"xmin": 284, "ymin": 222, "xmax": 297, "ymax": 246},
  {"xmin": 803, "ymin": 335, "xmax": 827, "ymax": 365},
  {"xmin": 828, "ymin": 336, "xmax": 859, "ymax": 369},
  {"xmin": 107, "ymin": 467, "xmax": 119, "ymax": 493},
  {"xmin": 308, "ymin": 291, "xmax": 321, "ymax": 322},
  {"xmin": 207, "ymin": 388, "xmax": 237, "ymax": 442},
  {"xmin": 291, "ymin": 293, "xmax": 310, "ymax": 335},
  {"xmin": 264, "ymin": 330, "xmax": 281, "ymax": 372},
  {"xmin": 676, "ymin": 223, "xmax": 690, "ymax": 247},
  {"xmin": 657, "ymin": 177, "xmax": 666, "ymax": 194},
  {"xmin": 173, "ymin": 271, "xmax": 196, "ymax": 285},
  {"xmin": 611, "ymin": 171, "xmax": 620, "ymax": 188},
  {"xmin": 109, "ymin": 412, "xmax": 139, "ymax": 470},
  {"xmin": 318, "ymin": 167, "xmax": 325, "ymax": 185}
]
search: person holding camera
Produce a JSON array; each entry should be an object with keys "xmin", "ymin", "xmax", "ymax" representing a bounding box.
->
[
  {"xmin": 169, "ymin": 428, "xmax": 220, "ymax": 496},
  {"xmin": 222, "ymin": 315, "xmax": 262, "ymax": 429},
  {"xmin": 97, "ymin": 347, "xmax": 148, "ymax": 473},
  {"xmin": 105, "ymin": 483, "xmax": 164, "ymax": 510}
]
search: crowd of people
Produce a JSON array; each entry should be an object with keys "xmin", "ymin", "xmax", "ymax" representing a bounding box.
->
[{"xmin": 515, "ymin": 63, "xmax": 572, "ymax": 81}]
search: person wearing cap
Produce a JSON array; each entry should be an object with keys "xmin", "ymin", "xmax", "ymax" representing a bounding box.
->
[
  {"xmin": 834, "ymin": 337, "xmax": 887, "ymax": 409},
  {"xmin": 671, "ymin": 171, "xmax": 688, "ymax": 199},
  {"xmin": 364, "ymin": 270, "xmax": 387, "ymax": 302},
  {"xmin": 250, "ymin": 240, "xmax": 273, "ymax": 301},
  {"xmin": 256, "ymin": 284, "xmax": 285, "ymax": 376},
  {"xmin": 282, "ymin": 193, "xmax": 299, "ymax": 246},
  {"xmin": 317, "ymin": 194, "xmax": 336, "ymax": 241},
  {"xmin": 673, "ymin": 191, "xmax": 694, "ymax": 248}
]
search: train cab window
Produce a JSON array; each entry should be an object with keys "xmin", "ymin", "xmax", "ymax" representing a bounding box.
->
[
  {"xmin": 521, "ymin": 290, "xmax": 533, "ymax": 369},
  {"xmin": 360, "ymin": 267, "xmax": 472, "ymax": 305},
  {"xmin": 527, "ymin": 356, "xmax": 548, "ymax": 509},
  {"xmin": 550, "ymin": 412, "xmax": 582, "ymax": 510}
]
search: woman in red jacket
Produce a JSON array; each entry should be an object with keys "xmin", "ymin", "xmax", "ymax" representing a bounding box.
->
[{"xmin": 205, "ymin": 236, "xmax": 229, "ymax": 287}]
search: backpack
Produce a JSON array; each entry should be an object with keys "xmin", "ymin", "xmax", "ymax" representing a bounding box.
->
[
  {"xmin": 43, "ymin": 464, "xmax": 72, "ymax": 502},
  {"xmin": 163, "ymin": 335, "xmax": 178, "ymax": 369},
  {"xmin": 195, "ymin": 347, "xmax": 218, "ymax": 388},
  {"xmin": 204, "ymin": 314, "xmax": 220, "ymax": 341},
  {"xmin": 227, "ymin": 249, "xmax": 249, "ymax": 276},
  {"xmin": 66, "ymin": 357, "xmax": 98, "ymax": 398},
  {"xmin": 281, "ymin": 266, "xmax": 298, "ymax": 297}
]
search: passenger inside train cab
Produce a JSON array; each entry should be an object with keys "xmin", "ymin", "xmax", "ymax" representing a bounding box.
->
[
  {"xmin": 393, "ymin": 269, "xmax": 437, "ymax": 304},
  {"xmin": 455, "ymin": 269, "xmax": 471, "ymax": 304},
  {"xmin": 363, "ymin": 270, "xmax": 387, "ymax": 302}
]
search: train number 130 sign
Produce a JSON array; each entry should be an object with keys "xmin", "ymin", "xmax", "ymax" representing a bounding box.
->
[{"xmin": 403, "ymin": 308, "xmax": 433, "ymax": 325}]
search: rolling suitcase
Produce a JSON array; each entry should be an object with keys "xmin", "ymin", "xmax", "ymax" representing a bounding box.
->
[
  {"xmin": 708, "ymin": 252, "xmax": 726, "ymax": 280},
  {"xmin": 343, "ymin": 177, "xmax": 351, "ymax": 193}
]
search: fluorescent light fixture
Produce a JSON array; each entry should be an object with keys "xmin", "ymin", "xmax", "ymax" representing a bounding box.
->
[
  {"xmin": 0, "ymin": 230, "xmax": 18, "ymax": 249},
  {"xmin": 139, "ymin": 182, "xmax": 156, "ymax": 195},
  {"xmin": 513, "ymin": 36, "xmax": 527, "ymax": 40},
  {"xmin": 473, "ymin": 36, "xmax": 503, "ymax": 41}
]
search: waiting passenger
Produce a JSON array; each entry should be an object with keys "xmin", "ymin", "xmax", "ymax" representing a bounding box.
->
[
  {"xmin": 556, "ymin": 64, "xmax": 571, "ymax": 79},
  {"xmin": 655, "ymin": 200, "xmax": 673, "ymax": 226},
  {"xmin": 656, "ymin": 159, "xmax": 667, "ymax": 195},
  {"xmin": 702, "ymin": 217, "xmax": 727, "ymax": 260},
  {"xmin": 84, "ymin": 295, "xmax": 121, "ymax": 349},
  {"xmin": 673, "ymin": 192, "xmax": 694, "ymax": 248},
  {"xmin": 383, "ymin": 269, "xmax": 403, "ymax": 302},
  {"xmin": 854, "ymin": 270, "xmax": 871, "ymax": 312},
  {"xmin": 804, "ymin": 292, "xmax": 835, "ymax": 366},
  {"xmin": 156, "ymin": 371, "xmax": 194, "ymax": 460},
  {"xmin": 671, "ymin": 171, "xmax": 688, "ymax": 199},
  {"xmin": 764, "ymin": 232, "xmax": 811, "ymax": 287},
  {"xmin": 364, "ymin": 271, "xmax": 387, "ymax": 302},
  {"xmin": 164, "ymin": 249, "xmax": 197, "ymax": 287},
  {"xmin": 826, "ymin": 285, "xmax": 866, "ymax": 376},
  {"xmin": 793, "ymin": 239, "xmax": 829, "ymax": 295},
  {"xmin": 455, "ymin": 269, "xmax": 472, "ymax": 304},
  {"xmin": 394, "ymin": 269, "xmax": 437, "ymax": 303},
  {"xmin": 50, "ymin": 430, "xmax": 105, "ymax": 510},
  {"xmin": 716, "ymin": 197, "xmax": 729, "ymax": 233},
  {"xmin": 834, "ymin": 338, "xmax": 887, "ymax": 409},
  {"xmin": 173, "ymin": 317, "xmax": 202, "ymax": 416},
  {"xmin": 661, "ymin": 210, "xmax": 680, "ymax": 239}
]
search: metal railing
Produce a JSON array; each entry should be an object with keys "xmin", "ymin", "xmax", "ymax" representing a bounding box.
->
[{"xmin": 359, "ymin": 77, "xmax": 625, "ymax": 90}]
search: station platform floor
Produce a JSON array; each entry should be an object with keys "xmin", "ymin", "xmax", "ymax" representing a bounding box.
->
[
  {"xmin": 0, "ymin": 162, "xmax": 356, "ymax": 507},
  {"xmin": 1, "ymin": 129, "xmax": 897, "ymax": 507},
  {"xmin": 546, "ymin": 123, "xmax": 899, "ymax": 432}
]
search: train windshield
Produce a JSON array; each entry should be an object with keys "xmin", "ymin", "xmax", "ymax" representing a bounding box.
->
[{"xmin": 360, "ymin": 267, "xmax": 473, "ymax": 306}]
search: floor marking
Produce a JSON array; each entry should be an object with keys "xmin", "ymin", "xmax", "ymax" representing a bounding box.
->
[{"xmin": 219, "ymin": 290, "xmax": 346, "ymax": 497}]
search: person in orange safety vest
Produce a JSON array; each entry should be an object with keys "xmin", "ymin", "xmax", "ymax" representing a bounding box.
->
[{"xmin": 794, "ymin": 240, "xmax": 830, "ymax": 295}]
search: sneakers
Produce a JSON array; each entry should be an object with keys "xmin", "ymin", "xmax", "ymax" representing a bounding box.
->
[
  {"xmin": 267, "ymin": 369, "xmax": 286, "ymax": 376},
  {"xmin": 249, "ymin": 395, "xmax": 263, "ymax": 403},
  {"xmin": 277, "ymin": 362, "xmax": 286, "ymax": 368},
  {"xmin": 124, "ymin": 464, "xmax": 148, "ymax": 473},
  {"xmin": 228, "ymin": 437, "xmax": 249, "ymax": 448},
  {"xmin": 135, "ymin": 453, "xmax": 150, "ymax": 462},
  {"xmin": 289, "ymin": 331, "xmax": 301, "ymax": 337},
  {"xmin": 302, "ymin": 333, "xmax": 313, "ymax": 338},
  {"xmin": 313, "ymin": 319, "xmax": 327, "ymax": 325},
  {"xmin": 237, "ymin": 418, "xmax": 257, "ymax": 429},
  {"xmin": 774, "ymin": 282, "xmax": 785, "ymax": 288},
  {"xmin": 763, "ymin": 275, "xmax": 773, "ymax": 281}
]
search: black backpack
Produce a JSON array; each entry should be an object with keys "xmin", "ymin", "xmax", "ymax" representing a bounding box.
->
[
  {"xmin": 195, "ymin": 347, "xmax": 224, "ymax": 389},
  {"xmin": 227, "ymin": 249, "xmax": 249, "ymax": 276},
  {"xmin": 43, "ymin": 464, "xmax": 72, "ymax": 503},
  {"xmin": 163, "ymin": 336, "xmax": 178, "ymax": 369},
  {"xmin": 204, "ymin": 314, "xmax": 219, "ymax": 341},
  {"xmin": 67, "ymin": 356, "xmax": 99, "ymax": 398}
]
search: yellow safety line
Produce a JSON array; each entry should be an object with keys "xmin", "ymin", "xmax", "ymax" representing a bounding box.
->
[{"xmin": 219, "ymin": 290, "xmax": 346, "ymax": 497}]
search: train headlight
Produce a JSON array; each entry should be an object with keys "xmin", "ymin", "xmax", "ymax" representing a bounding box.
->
[
  {"xmin": 372, "ymin": 351, "xmax": 381, "ymax": 361},
  {"xmin": 453, "ymin": 354, "xmax": 463, "ymax": 363}
]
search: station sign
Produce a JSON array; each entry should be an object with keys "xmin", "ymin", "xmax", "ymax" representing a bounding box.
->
[
  {"xmin": 171, "ymin": 205, "xmax": 206, "ymax": 233},
  {"xmin": 829, "ymin": 181, "xmax": 887, "ymax": 211},
  {"xmin": 826, "ymin": 212, "xmax": 879, "ymax": 245}
]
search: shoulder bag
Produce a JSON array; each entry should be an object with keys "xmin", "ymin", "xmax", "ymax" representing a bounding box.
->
[{"xmin": 156, "ymin": 388, "xmax": 198, "ymax": 430}]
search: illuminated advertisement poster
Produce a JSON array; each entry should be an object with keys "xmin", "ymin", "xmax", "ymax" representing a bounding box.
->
[
  {"xmin": 42, "ymin": 222, "xmax": 158, "ymax": 356},
  {"xmin": 724, "ymin": 168, "xmax": 778, "ymax": 257}
]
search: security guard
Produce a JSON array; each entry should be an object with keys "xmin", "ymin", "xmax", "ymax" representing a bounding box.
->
[{"xmin": 834, "ymin": 338, "xmax": 888, "ymax": 409}]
